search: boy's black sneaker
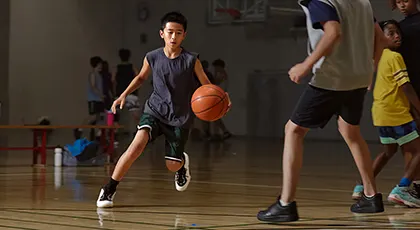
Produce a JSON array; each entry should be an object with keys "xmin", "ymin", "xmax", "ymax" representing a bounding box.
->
[
  {"xmin": 257, "ymin": 200, "xmax": 299, "ymax": 222},
  {"xmin": 175, "ymin": 152, "xmax": 191, "ymax": 191},
  {"xmin": 350, "ymin": 193, "xmax": 384, "ymax": 213},
  {"xmin": 96, "ymin": 188, "xmax": 116, "ymax": 208}
]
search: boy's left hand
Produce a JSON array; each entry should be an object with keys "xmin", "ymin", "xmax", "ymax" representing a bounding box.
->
[{"xmin": 288, "ymin": 62, "xmax": 311, "ymax": 84}]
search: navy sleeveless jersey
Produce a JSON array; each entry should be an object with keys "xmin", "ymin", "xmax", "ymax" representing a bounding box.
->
[{"xmin": 144, "ymin": 47, "xmax": 199, "ymax": 127}]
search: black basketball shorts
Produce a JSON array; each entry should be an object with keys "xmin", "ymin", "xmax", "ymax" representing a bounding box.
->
[{"xmin": 290, "ymin": 85, "xmax": 367, "ymax": 129}]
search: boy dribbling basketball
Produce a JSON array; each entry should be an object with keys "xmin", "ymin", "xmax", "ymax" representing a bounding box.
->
[{"xmin": 96, "ymin": 11, "xmax": 230, "ymax": 208}]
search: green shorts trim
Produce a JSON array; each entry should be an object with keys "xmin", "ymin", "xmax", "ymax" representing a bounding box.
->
[
  {"xmin": 380, "ymin": 130, "xmax": 419, "ymax": 146},
  {"xmin": 137, "ymin": 113, "xmax": 189, "ymax": 162},
  {"xmin": 378, "ymin": 121, "xmax": 419, "ymax": 146}
]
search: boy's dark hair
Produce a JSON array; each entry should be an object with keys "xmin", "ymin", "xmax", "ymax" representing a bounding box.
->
[
  {"xmin": 161, "ymin": 11, "xmax": 187, "ymax": 31},
  {"xmin": 119, "ymin": 49, "xmax": 131, "ymax": 62},
  {"xmin": 90, "ymin": 56, "xmax": 102, "ymax": 68},
  {"xmin": 379, "ymin": 19, "xmax": 402, "ymax": 34},
  {"xmin": 212, "ymin": 59, "xmax": 225, "ymax": 68}
]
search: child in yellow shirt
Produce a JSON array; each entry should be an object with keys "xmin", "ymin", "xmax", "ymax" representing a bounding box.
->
[{"xmin": 352, "ymin": 20, "xmax": 420, "ymax": 207}]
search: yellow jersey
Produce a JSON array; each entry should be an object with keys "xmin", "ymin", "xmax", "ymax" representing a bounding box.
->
[{"xmin": 372, "ymin": 49, "xmax": 412, "ymax": 126}]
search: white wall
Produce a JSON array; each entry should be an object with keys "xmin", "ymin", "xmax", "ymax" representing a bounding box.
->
[
  {"xmin": 9, "ymin": 0, "xmax": 123, "ymax": 125},
  {"xmin": 8, "ymin": 0, "xmax": 405, "ymax": 139}
]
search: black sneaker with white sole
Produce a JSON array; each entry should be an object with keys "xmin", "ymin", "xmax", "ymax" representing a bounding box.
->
[
  {"xmin": 257, "ymin": 200, "xmax": 299, "ymax": 222},
  {"xmin": 96, "ymin": 188, "xmax": 116, "ymax": 208},
  {"xmin": 175, "ymin": 152, "xmax": 191, "ymax": 191},
  {"xmin": 350, "ymin": 193, "xmax": 384, "ymax": 213}
]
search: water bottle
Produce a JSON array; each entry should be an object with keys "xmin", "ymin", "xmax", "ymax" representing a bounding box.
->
[
  {"xmin": 54, "ymin": 166, "xmax": 62, "ymax": 189},
  {"xmin": 106, "ymin": 110, "xmax": 114, "ymax": 126},
  {"xmin": 54, "ymin": 147, "xmax": 62, "ymax": 167}
]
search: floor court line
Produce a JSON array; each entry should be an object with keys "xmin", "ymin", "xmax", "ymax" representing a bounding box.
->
[
  {"xmin": 18, "ymin": 172, "xmax": 357, "ymax": 194},
  {"xmin": 0, "ymin": 216, "xmax": 111, "ymax": 230},
  {"xmin": 5, "ymin": 205, "xmax": 420, "ymax": 230},
  {"xmin": 0, "ymin": 211, "xmax": 359, "ymax": 230},
  {"xmin": 3, "ymin": 209, "xmax": 178, "ymax": 228},
  {"xmin": 0, "ymin": 172, "xmax": 400, "ymax": 194},
  {"xmin": 0, "ymin": 224, "xmax": 37, "ymax": 230},
  {"xmin": 4, "ymin": 208, "xmax": 410, "ymax": 229}
]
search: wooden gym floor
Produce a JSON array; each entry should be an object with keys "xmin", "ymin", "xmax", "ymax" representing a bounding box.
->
[{"xmin": 1, "ymin": 132, "xmax": 420, "ymax": 229}]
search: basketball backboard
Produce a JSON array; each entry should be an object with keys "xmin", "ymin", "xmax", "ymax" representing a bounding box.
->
[
  {"xmin": 207, "ymin": 0, "xmax": 268, "ymax": 24},
  {"xmin": 244, "ymin": 0, "xmax": 306, "ymax": 40}
]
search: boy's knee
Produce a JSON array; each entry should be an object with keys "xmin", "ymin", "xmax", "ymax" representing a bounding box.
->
[
  {"xmin": 166, "ymin": 159, "xmax": 183, "ymax": 172},
  {"xmin": 136, "ymin": 127, "xmax": 151, "ymax": 141},
  {"xmin": 285, "ymin": 120, "xmax": 308, "ymax": 137},
  {"xmin": 338, "ymin": 118, "xmax": 361, "ymax": 141},
  {"xmin": 125, "ymin": 129, "xmax": 150, "ymax": 159}
]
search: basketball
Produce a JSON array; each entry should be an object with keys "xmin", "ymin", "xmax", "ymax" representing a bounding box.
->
[{"xmin": 191, "ymin": 84, "xmax": 229, "ymax": 121}]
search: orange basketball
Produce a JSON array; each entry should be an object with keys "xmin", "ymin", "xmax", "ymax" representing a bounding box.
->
[{"xmin": 191, "ymin": 84, "xmax": 229, "ymax": 121}]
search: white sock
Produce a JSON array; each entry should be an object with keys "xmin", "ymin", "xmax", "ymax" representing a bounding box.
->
[
  {"xmin": 365, "ymin": 194, "xmax": 375, "ymax": 198},
  {"xmin": 279, "ymin": 200, "xmax": 290, "ymax": 206}
]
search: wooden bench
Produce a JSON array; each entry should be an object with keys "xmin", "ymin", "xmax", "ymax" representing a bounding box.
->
[{"xmin": 0, "ymin": 125, "xmax": 123, "ymax": 167}]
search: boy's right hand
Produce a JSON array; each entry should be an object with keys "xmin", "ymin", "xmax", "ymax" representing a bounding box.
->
[{"xmin": 111, "ymin": 96, "xmax": 126, "ymax": 114}]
